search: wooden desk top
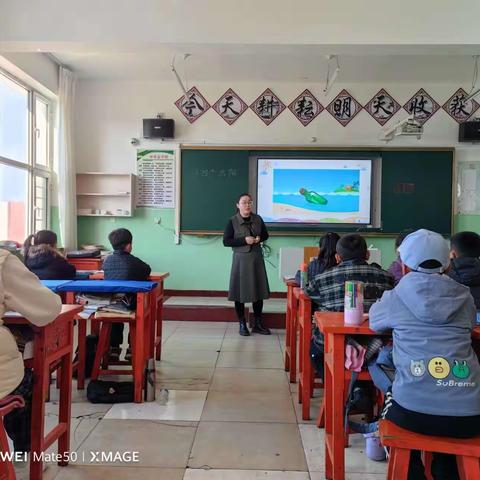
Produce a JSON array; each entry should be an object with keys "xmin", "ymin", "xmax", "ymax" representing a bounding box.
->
[
  {"xmin": 316, "ymin": 312, "xmax": 480, "ymax": 338},
  {"xmin": 315, "ymin": 311, "xmax": 376, "ymax": 335},
  {"xmin": 149, "ymin": 272, "xmax": 170, "ymax": 281},
  {"xmin": 3, "ymin": 304, "xmax": 83, "ymax": 326},
  {"xmin": 89, "ymin": 271, "xmax": 170, "ymax": 281}
]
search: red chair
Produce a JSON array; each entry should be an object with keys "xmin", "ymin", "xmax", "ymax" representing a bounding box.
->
[
  {"xmin": 379, "ymin": 419, "xmax": 480, "ymax": 480},
  {"xmin": 0, "ymin": 395, "xmax": 26, "ymax": 480}
]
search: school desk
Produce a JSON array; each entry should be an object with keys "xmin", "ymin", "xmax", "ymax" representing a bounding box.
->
[
  {"xmin": 66, "ymin": 256, "xmax": 103, "ymax": 271},
  {"xmin": 296, "ymin": 288, "xmax": 324, "ymax": 421},
  {"xmin": 87, "ymin": 272, "xmax": 170, "ymax": 361},
  {"xmin": 284, "ymin": 279, "xmax": 299, "ymax": 383},
  {"xmin": 316, "ymin": 314, "xmax": 480, "ymax": 480},
  {"xmin": 3, "ymin": 304, "xmax": 83, "ymax": 480},
  {"xmin": 315, "ymin": 312, "xmax": 388, "ymax": 480},
  {"xmin": 148, "ymin": 273, "xmax": 170, "ymax": 361},
  {"xmin": 57, "ymin": 280, "xmax": 158, "ymax": 402}
]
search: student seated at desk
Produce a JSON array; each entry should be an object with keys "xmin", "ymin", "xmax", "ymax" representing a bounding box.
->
[
  {"xmin": 448, "ymin": 231, "xmax": 480, "ymax": 309},
  {"xmin": 0, "ymin": 249, "xmax": 61, "ymax": 465},
  {"xmin": 387, "ymin": 230, "xmax": 412, "ymax": 285},
  {"xmin": 370, "ymin": 229, "xmax": 480, "ymax": 480},
  {"xmin": 294, "ymin": 232, "xmax": 339, "ymax": 285},
  {"xmin": 102, "ymin": 228, "xmax": 151, "ymax": 361},
  {"xmin": 23, "ymin": 230, "xmax": 76, "ymax": 280},
  {"xmin": 305, "ymin": 233, "xmax": 394, "ymax": 312}
]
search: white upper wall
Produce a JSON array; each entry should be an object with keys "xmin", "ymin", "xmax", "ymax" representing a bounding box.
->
[
  {"xmin": 1, "ymin": 0, "xmax": 480, "ymax": 49},
  {"xmin": 0, "ymin": 52, "xmax": 58, "ymax": 95},
  {"xmin": 75, "ymin": 79, "xmax": 480, "ymax": 174}
]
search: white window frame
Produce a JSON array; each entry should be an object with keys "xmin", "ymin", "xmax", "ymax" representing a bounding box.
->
[{"xmin": 0, "ymin": 67, "xmax": 54, "ymax": 235}]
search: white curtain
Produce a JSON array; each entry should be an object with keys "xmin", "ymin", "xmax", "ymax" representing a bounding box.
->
[{"xmin": 57, "ymin": 66, "xmax": 77, "ymax": 250}]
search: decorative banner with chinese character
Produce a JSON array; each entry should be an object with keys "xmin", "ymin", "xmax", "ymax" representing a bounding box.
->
[
  {"xmin": 326, "ymin": 89, "xmax": 362, "ymax": 127},
  {"xmin": 250, "ymin": 88, "xmax": 286, "ymax": 125},
  {"xmin": 137, "ymin": 149, "xmax": 175, "ymax": 208},
  {"xmin": 175, "ymin": 87, "xmax": 210, "ymax": 124},
  {"xmin": 403, "ymin": 89, "xmax": 439, "ymax": 125},
  {"xmin": 288, "ymin": 89, "xmax": 323, "ymax": 126},
  {"xmin": 364, "ymin": 89, "xmax": 401, "ymax": 126},
  {"xmin": 442, "ymin": 88, "xmax": 480, "ymax": 124},
  {"xmin": 212, "ymin": 88, "xmax": 248, "ymax": 125}
]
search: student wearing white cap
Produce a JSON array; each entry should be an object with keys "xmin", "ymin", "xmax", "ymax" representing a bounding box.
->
[{"xmin": 370, "ymin": 229, "xmax": 480, "ymax": 480}]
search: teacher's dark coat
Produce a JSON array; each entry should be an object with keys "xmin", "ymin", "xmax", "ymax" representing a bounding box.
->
[{"xmin": 223, "ymin": 212, "xmax": 270, "ymax": 303}]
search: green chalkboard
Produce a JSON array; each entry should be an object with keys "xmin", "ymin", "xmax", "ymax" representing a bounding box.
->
[
  {"xmin": 180, "ymin": 148, "xmax": 453, "ymax": 235},
  {"xmin": 181, "ymin": 149, "xmax": 249, "ymax": 232}
]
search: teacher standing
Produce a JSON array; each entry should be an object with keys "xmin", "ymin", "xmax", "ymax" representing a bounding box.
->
[{"xmin": 223, "ymin": 193, "xmax": 271, "ymax": 336}]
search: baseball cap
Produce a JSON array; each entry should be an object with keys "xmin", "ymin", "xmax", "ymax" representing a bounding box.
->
[{"xmin": 398, "ymin": 229, "xmax": 449, "ymax": 274}]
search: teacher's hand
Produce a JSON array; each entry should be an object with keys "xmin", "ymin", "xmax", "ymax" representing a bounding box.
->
[
  {"xmin": 245, "ymin": 236, "xmax": 256, "ymax": 245},
  {"xmin": 255, "ymin": 236, "xmax": 261, "ymax": 244}
]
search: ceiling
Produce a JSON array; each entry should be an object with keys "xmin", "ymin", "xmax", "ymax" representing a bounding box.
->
[
  {"xmin": 2, "ymin": 1, "xmax": 480, "ymax": 84},
  {"xmin": 52, "ymin": 48, "xmax": 478, "ymax": 83}
]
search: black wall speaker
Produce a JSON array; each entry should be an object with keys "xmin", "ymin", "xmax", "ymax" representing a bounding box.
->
[
  {"xmin": 143, "ymin": 118, "xmax": 175, "ymax": 139},
  {"xmin": 459, "ymin": 121, "xmax": 480, "ymax": 142}
]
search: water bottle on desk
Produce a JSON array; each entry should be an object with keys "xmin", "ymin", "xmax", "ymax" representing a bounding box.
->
[{"xmin": 344, "ymin": 281, "xmax": 365, "ymax": 325}]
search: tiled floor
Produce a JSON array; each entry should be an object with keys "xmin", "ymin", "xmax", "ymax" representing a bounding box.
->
[{"xmin": 26, "ymin": 320, "xmax": 387, "ymax": 479}]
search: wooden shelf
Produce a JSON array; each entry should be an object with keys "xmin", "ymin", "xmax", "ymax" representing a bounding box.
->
[
  {"xmin": 77, "ymin": 193, "xmax": 131, "ymax": 197},
  {"xmin": 76, "ymin": 172, "xmax": 135, "ymax": 218},
  {"xmin": 77, "ymin": 213, "xmax": 131, "ymax": 217},
  {"xmin": 78, "ymin": 172, "xmax": 131, "ymax": 176}
]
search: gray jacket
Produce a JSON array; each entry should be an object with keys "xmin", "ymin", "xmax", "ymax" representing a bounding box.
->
[{"xmin": 369, "ymin": 271, "xmax": 480, "ymax": 416}]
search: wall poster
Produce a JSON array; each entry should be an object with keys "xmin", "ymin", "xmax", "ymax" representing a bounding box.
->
[{"xmin": 137, "ymin": 149, "xmax": 175, "ymax": 208}]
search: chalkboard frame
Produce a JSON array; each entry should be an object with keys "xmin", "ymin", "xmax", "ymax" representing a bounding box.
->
[{"xmin": 180, "ymin": 146, "xmax": 455, "ymax": 237}]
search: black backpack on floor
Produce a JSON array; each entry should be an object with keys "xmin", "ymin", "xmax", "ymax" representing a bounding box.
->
[
  {"xmin": 73, "ymin": 334, "xmax": 98, "ymax": 379},
  {"xmin": 87, "ymin": 380, "xmax": 134, "ymax": 404}
]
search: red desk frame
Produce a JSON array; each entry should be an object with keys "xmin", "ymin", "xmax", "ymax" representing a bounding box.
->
[
  {"xmin": 67, "ymin": 273, "xmax": 169, "ymax": 402},
  {"xmin": 66, "ymin": 257, "xmax": 103, "ymax": 271},
  {"xmin": 3, "ymin": 304, "xmax": 83, "ymax": 480},
  {"xmin": 296, "ymin": 288, "xmax": 323, "ymax": 421},
  {"xmin": 284, "ymin": 280, "xmax": 299, "ymax": 383},
  {"xmin": 316, "ymin": 314, "xmax": 480, "ymax": 480}
]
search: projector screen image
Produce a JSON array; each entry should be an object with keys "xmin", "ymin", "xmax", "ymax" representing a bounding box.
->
[{"xmin": 257, "ymin": 158, "xmax": 372, "ymax": 225}]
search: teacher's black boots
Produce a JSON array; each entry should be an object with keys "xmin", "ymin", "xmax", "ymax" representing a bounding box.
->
[
  {"xmin": 239, "ymin": 318, "xmax": 250, "ymax": 336},
  {"xmin": 252, "ymin": 316, "xmax": 271, "ymax": 335}
]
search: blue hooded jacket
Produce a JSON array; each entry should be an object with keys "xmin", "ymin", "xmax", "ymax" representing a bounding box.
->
[{"xmin": 369, "ymin": 271, "xmax": 480, "ymax": 416}]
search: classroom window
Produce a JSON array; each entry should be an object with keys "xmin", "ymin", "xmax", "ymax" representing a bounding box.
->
[
  {"xmin": 34, "ymin": 175, "xmax": 48, "ymax": 232},
  {"xmin": 34, "ymin": 96, "xmax": 49, "ymax": 168},
  {"xmin": 0, "ymin": 69, "xmax": 53, "ymax": 242},
  {"xmin": 0, "ymin": 72, "xmax": 29, "ymax": 164},
  {"xmin": 0, "ymin": 163, "xmax": 28, "ymax": 242}
]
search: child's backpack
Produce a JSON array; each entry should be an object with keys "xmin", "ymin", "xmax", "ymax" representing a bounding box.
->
[
  {"xmin": 310, "ymin": 327, "xmax": 325, "ymax": 378},
  {"xmin": 87, "ymin": 380, "xmax": 134, "ymax": 404},
  {"xmin": 73, "ymin": 334, "xmax": 98, "ymax": 379}
]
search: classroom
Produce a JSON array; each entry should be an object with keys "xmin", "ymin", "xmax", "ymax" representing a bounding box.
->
[{"xmin": 1, "ymin": 1, "xmax": 480, "ymax": 479}]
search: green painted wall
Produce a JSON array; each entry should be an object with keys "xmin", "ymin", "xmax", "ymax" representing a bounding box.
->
[
  {"xmin": 455, "ymin": 215, "xmax": 480, "ymax": 233},
  {"xmin": 77, "ymin": 211, "xmax": 480, "ymax": 292},
  {"xmin": 77, "ymin": 209, "xmax": 398, "ymax": 291}
]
